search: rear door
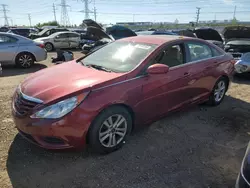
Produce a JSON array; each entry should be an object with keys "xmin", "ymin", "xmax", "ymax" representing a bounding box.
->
[
  {"xmin": 0, "ymin": 34, "xmax": 19, "ymax": 65},
  {"xmin": 184, "ymin": 41, "xmax": 221, "ymax": 102},
  {"xmin": 53, "ymin": 33, "xmax": 69, "ymax": 49},
  {"xmin": 68, "ymin": 33, "xmax": 80, "ymax": 48}
]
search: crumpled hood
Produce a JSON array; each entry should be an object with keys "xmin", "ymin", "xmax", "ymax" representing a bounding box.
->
[
  {"xmin": 34, "ymin": 37, "xmax": 50, "ymax": 41},
  {"xmin": 20, "ymin": 61, "xmax": 124, "ymax": 103}
]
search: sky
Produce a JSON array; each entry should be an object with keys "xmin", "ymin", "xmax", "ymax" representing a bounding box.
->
[{"xmin": 1, "ymin": 0, "xmax": 250, "ymax": 26}]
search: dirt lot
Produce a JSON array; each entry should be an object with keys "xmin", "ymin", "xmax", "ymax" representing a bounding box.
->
[{"xmin": 0, "ymin": 52, "xmax": 250, "ymax": 188}]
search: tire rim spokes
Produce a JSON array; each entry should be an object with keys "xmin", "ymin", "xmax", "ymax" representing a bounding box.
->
[
  {"xmin": 214, "ymin": 81, "xmax": 226, "ymax": 102},
  {"xmin": 99, "ymin": 114, "xmax": 127, "ymax": 148},
  {"xmin": 19, "ymin": 55, "xmax": 32, "ymax": 67}
]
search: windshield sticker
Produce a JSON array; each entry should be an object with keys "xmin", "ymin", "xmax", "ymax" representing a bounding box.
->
[{"xmin": 134, "ymin": 44, "xmax": 151, "ymax": 50}]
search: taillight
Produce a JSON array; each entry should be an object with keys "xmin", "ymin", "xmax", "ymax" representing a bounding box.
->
[{"xmin": 37, "ymin": 44, "xmax": 45, "ymax": 48}]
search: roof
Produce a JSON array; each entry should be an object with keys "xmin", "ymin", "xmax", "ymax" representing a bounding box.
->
[{"xmin": 119, "ymin": 35, "xmax": 188, "ymax": 45}]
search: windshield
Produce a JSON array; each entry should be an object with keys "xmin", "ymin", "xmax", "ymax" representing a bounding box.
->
[{"xmin": 80, "ymin": 41, "xmax": 157, "ymax": 73}]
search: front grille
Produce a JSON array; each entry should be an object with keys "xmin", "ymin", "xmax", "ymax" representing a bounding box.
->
[{"xmin": 14, "ymin": 91, "xmax": 39, "ymax": 116}]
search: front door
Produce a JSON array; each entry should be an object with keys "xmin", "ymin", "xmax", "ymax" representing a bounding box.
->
[
  {"xmin": 0, "ymin": 34, "xmax": 19, "ymax": 65},
  {"xmin": 136, "ymin": 43, "xmax": 193, "ymax": 122},
  {"xmin": 53, "ymin": 33, "xmax": 69, "ymax": 49}
]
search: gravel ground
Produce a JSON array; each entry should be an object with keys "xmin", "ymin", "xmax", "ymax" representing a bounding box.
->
[{"xmin": 0, "ymin": 52, "xmax": 250, "ymax": 188}]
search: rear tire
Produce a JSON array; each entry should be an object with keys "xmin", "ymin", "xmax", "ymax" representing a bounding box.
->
[
  {"xmin": 15, "ymin": 52, "xmax": 34, "ymax": 68},
  {"xmin": 45, "ymin": 42, "xmax": 54, "ymax": 52},
  {"xmin": 88, "ymin": 106, "xmax": 132, "ymax": 154},
  {"xmin": 207, "ymin": 77, "xmax": 228, "ymax": 106}
]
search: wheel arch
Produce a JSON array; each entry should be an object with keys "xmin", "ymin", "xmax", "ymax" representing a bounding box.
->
[{"xmin": 85, "ymin": 103, "xmax": 135, "ymax": 144}]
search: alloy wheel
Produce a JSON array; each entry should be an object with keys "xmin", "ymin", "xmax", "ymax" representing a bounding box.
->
[
  {"xmin": 45, "ymin": 43, "xmax": 53, "ymax": 51},
  {"xmin": 214, "ymin": 80, "xmax": 226, "ymax": 102},
  {"xmin": 19, "ymin": 54, "xmax": 33, "ymax": 68},
  {"xmin": 99, "ymin": 114, "xmax": 127, "ymax": 148}
]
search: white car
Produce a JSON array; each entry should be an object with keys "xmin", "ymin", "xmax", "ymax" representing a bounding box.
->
[
  {"xmin": 0, "ymin": 32, "xmax": 47, "ymax": 68},
  {"xmin": 34, "ymin": 31, "xmax": 81, "ymax": 52}
]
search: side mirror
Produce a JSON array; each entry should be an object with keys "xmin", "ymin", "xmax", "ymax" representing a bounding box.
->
[{"xmin": 146, "ymin": 64, "xmax": 169, "ymax": 74}]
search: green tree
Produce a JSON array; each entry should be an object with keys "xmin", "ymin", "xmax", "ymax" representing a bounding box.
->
[
  {"xmin": 36, "ymin": 21, "xmax": 60, "ymax": 28},
  {"xmin": 231, "ymin": 17, "xmax": 238, "ymax": 25}
]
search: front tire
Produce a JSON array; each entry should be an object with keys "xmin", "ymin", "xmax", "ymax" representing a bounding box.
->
[
  {"xmin": 88, "ymin": 106, "xmax": 132, "ymax": 154},
  {"xmin": 208, "ymin": 77, "xmax": 228, "ymax": 106},
  {"xmin": 15, "ymin": 53, "xmax": 34, "ymax": 68}
]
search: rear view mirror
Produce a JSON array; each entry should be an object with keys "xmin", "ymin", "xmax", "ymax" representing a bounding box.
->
[{"xmin": 147, "ymin": 64, "xmax": 169, "ymax": 74}]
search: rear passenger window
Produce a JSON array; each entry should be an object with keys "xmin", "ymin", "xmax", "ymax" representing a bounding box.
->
[{"xmin": 187, "ymin": 42, "xmax": 212, "ymax": 62}]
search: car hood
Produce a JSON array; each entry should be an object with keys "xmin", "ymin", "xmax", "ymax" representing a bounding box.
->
[
  {"xmin": 86, "ymin": 26, "xmax": 112, "ymax": 40},
  {"xmin": 34, "ymin": 37, "xmax": 50, "ymax": 41},
  {"xmin": 106, "ymin": 25, "xmax": 137, "ymax": 40},
  {"xmin": 194, "ymin": 28, "xmax": 223, "ymax": 42},
  {"xmin": 223, "ymin": 26, "xmax": 250, "ymax": 40},
  {"xmin": 20, "ymin": 61, "xmax": 124, "ymax": 103},
  {"xmin": 82, "ymin": 19, "xmax": 103, "ymax": 30}
]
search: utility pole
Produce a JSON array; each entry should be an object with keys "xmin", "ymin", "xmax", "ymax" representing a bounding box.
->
[
  {"xmin": 53, "ymin": 3, "xmax": 57, "ymax": 22},
  {"xmin": 78, "ymin": 0, "xmax": 91, "ymax": 20},
  {"xmin": 196, "ymin": 7, "xmax": 201, "ymax": 26},
  {"xmin": 0, "ymin": 4, "xmax": 9, "ymax": 26},
  {"xmin": 233, "ymin": 5, "xmax": 236, "ymax": 19},
  {"xmin": 59, "ymin": 0, "xmax": 70, "ymax": 27},
  {"xmin": 94, "ymin": 7, "xmax": 97, "ymax": 21},
  {"xmin": 93, "ymin": 0, "xmax": 96, "ymax": 21},
  {"xmin": 28, "ymin": 14, "xmax": 31, "ymax": 27}
]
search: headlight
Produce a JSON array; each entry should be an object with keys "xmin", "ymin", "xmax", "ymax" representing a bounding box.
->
[{"xmin": 30, "ymin": 93, "xmax": 88, "ymax": 119}]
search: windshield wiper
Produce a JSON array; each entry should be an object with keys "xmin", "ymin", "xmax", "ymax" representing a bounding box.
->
[{"xmin": 84, "ymin": 64, "xmax": 113, "ymax": 72}]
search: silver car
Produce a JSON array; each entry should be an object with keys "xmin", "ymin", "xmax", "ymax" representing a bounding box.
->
[
  {"xmin": 34, "ymin": 31, "xmax": 81, "ymax": 52},
  {"xmin": 234, "ymin": 52, "xmax": 250, "ymax": 74},
  {"xmin": 0, "ymin": 32, "xmax": 47, "ymax": 68}
]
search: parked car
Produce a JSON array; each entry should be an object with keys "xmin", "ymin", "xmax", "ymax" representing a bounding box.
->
[
  {"xmin": 7, "ymin": 28, "xmax": 36, "ymax": 38},
  {"xmin": 223, "ymin": 26, "xmax": 250, "ymax": 60},
  {"xmin": 193, "ymin": 27, "xmax": 224, "ymax": 49},
  {"xmin": 172, "ymin": 29, "xmax": 196, "ymax": 38},
  {"xmin": 235, "ymin": 141, "xmax": 250, "ymax": 187},
  {"xmin": 136, "ymin": 30, "xmax": 177, "ymax": 36},
  {"xmin": 29, "ymin": 28, "xmax": 69, "ymax": 40},
  {"xmin": 12, "ymin": 35, "xmax": 234, "ymax": 153},
  {"xmin": 0, "ymin": 32, "xmax": 47, "ymax": 68},
  {"xmin": 0, "ymin": 26, "xmax": 9, "ymax": 32},
  {"xmin": 81, "ymin": 19, "xmax": 137, "ymax": 53},
  {"xmin": 234, "ymin": 52, "xmax": 250, "ymax": 74},
  {"xmin": 34, "ymin": 31, "xmax": 81, "ymax": 52}
]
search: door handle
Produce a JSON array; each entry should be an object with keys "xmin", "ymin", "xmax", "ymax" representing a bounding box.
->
[{"xmin": 184, "ymin": 72, "xmax": 190, "ymax": 76}]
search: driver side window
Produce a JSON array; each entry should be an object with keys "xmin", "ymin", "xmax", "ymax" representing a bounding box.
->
[{"xmin": 157, "ymin": 44, "xmax": 184, "ymax": 67}]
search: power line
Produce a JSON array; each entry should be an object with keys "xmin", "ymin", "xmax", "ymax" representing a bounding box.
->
[
  {"xmin": 0, "ymin": 4, "xmax": 9, "ymax": 26},
  {"xmin": 53, "ymin": 3, "xmax": 57, "ymax": 22},
  {"xmin": 196, "ymin": 7, "xmax": 201, "ymax": 26},
  {"xmin": 59, "ymin": 0, "xmax": 70, "ymax": 26}
]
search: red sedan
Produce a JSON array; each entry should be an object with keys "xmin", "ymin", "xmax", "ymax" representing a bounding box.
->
[{"xmin": 12, "ymin": 35, "xmax": 234, "ymax": 153}]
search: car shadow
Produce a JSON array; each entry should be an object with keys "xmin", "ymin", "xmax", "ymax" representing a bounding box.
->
[
  {"xmin": 233, "ymin": 74, "xmax": 250, "ymax": 85},
  {"xmin": 6, "ymin": 95, "xmax": 250, "ymax": 187},
  {"xmin": 0, "ymin": 63, "xmax": 47, "ymax": 77}
]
